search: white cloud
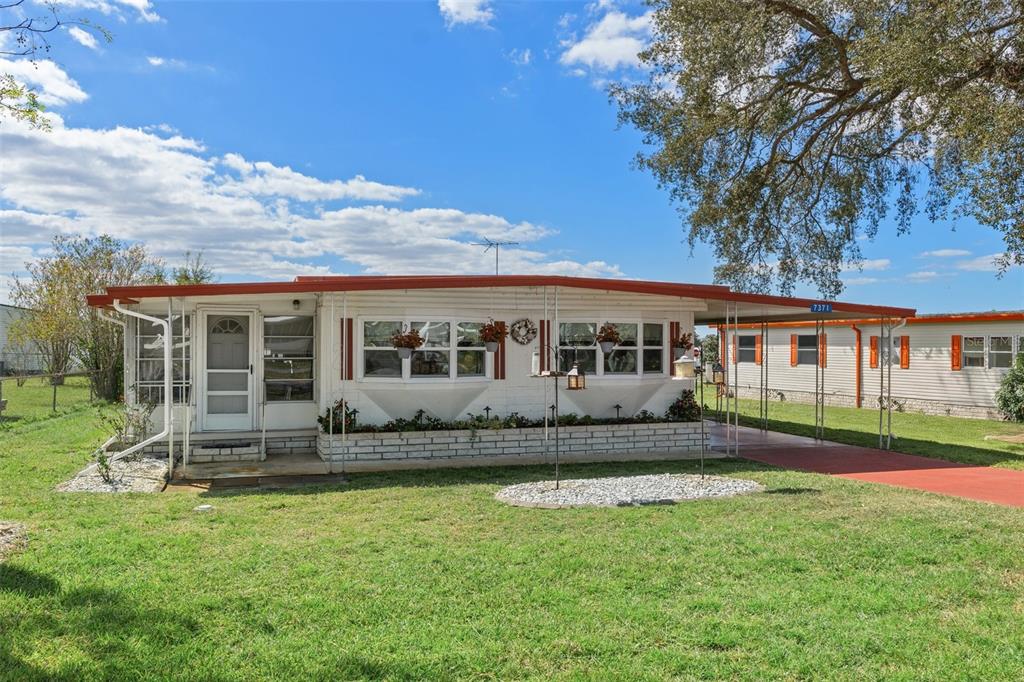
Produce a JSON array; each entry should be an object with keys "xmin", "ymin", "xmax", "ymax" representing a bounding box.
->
[
  {"xmin": 0, "ymin": 58, "xmax": 88, "ymax": 106},
  {"xmin": 906, "ymin": 271, "xmax": 940, "ymax": 281},
  {"xmin": 68, "ymin": 26, "xmax": 99, "ymax": 50},
  {"xmin": 842, "ymin": 276, "xmax": 880, "ymax": 286},
  {"xmin": 53, "ymin": 0, "xmax": 161, "ymax": 23},
  {"xmin": 560, "ymin": 9, "xmax": 652, "ymax": 71},
  {"xmin": 919, "ymin": 248, "xmax": 971, "ymax": 258},
  {"xmin": 506, "ymin": 48, "xmax": 532, "ymax": 66},
  {"xmin": 146, "ymin": 56, "xmax": 165, "ymax": 66},
  {"xmin": 438, "ymin": 0, "xmax": 493, "ymax": 28},
  {"xmin": 956, "ymin": 253, "xmax": 1005, "ymax": 272},
  {"xmin": 0, "ymin": 118, "xmax": 623, "ymax": 290},
  {"xmin": 842, "ymin": 258, "xmax": 890, "ymax": 272}
]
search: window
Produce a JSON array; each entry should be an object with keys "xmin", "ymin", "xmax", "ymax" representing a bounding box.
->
[
  {"xmin": 737, "ymin": 335, "xmax": 757, "ymax": 363},
  {"xmin": 263, "ymin": 315, "xmax": 314, "ymax": 401},
  {"xmin": 361, "ymin": 319, "xmax": 490, "ymax": 380},
  {"xmin": 989, "ymin": 336, "xmax": 1013, "ymax": 369},
  {"xmin": 880, "ymin": 336, "xmax": 905, "ymax": 366},
  {"xmin": 135, "ymin": 314, "xmax": 190, "ymax": 404},
  {"xmin": 558, "ymin": 321, "xmax": 667, "ymax": 376},
  {"xmin": 363, "ymin": 320, "xmax": 402, "ymax": 377},
  {"xmin": 1018, "ymin": 336, "xmax": 1024, "ymax": 364},
  {"xmin": 796, "ymin": 334, "xmax": 818, "ymax": 366},
  {"xmin": 962, "ymin": 336, "xmax": 985, "ymax": 368},
  {"xmin": 410, "ymin": 321, "xmax": 450, "ymax": 378},
  {"xmin": 642, "ymin": 323, "xmax": 664, "ymax": 374},
  {"xmin": 456, "ymin": 322, "xmax": 486, "ymax": 377}
]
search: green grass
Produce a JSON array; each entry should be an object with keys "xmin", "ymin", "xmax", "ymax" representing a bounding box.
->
[
  {"xmin": 725, "ymin": 397, "xmax": 1024, "ymax": 470},
  {"xmin": 0, "ymin": 375, "xmax": 96, "ymax": 428},
  {"xmin": 2, "ymin": 408, "xmax": 1024, "ymax": 680}
]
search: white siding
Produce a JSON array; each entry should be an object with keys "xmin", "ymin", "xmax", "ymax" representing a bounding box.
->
[{"xmin": 724, "ymin": 319, "xmax": 1023, "ymax": 416}]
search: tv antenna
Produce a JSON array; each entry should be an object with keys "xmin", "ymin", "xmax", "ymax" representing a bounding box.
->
[{"xmin": 470, "ymin": 238, "xmax": 519, "ymax": 275}]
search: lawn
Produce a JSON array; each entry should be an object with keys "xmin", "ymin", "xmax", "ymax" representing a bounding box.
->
[
  {"xmin": 727, "ymin": 397, "xmax": 1024, "ymax": 470},
  {"xmin": 0, "ymin": 375, "xmax": 95, "ymax": 428},
  {"xmin": 1, "ymin": 408, "xmax": 1023, "ymax": 680}
]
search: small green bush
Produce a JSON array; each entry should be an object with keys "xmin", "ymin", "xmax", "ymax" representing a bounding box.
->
[
  {"xmin": 996, "ymin": 354, "xmax": 1024, "ymax": 422},
  {"xmin": 666, "ymin": 389, "xmax": 701, "ymax": 421}
]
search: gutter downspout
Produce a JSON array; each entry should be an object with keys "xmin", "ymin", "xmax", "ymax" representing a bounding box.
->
[
  {"xmin": 111, "ymin": 299, "xmax": 173, "ymax": 475},
  {"xmin": 850, "ymin": 324, "xmax": 862, "ymax": 408}
]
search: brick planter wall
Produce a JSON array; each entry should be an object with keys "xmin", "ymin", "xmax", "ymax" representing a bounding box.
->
[{"xmin": 317, "ymin": 421, "xmax": 712, "ymax": 471}]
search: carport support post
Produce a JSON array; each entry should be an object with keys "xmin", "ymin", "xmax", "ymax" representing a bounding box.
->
[
  {"xmin": 733, "ymin": 304, "xmax": 739, "ymax": 457},
  {"xmin": 813, "ymin": 318, "xmax": 825, "ymax": 441}
]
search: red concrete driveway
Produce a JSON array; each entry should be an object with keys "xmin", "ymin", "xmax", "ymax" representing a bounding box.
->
[{"xmin": 709, "ymin": 424, "xmax": 1024, "ymax": 508}]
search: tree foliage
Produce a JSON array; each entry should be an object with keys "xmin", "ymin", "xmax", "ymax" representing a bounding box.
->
[
  {"xmin": 996, "ymin": 353, "xmax": 1024, "ymax": 422},
  {"xmin": 11, "ymin": 235, "xmax": 164, "ymax": 400},
  {"xmin": 613, "ymin": 0, "xmax": 1024, "ymax": 296},
  {"xmin": 0, "ymin": 0, "xmax": 111, "ymax": 129},
  {"xmin": 172, "ymin": 251, "xmax": 217, "ymax": 285}
]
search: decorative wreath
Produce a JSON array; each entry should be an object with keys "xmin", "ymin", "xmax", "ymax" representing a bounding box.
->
[{"xmin": 509, "ymin": 318, "xmax": 538, "ymax": 345}]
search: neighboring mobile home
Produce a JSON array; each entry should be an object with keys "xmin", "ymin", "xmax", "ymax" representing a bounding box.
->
[
  {"xmin": 86, "ymin": 275, "xmax": 913, "ymax": 475},
  {"xmin": 720, "ymin": 312, "xmax": 1024, "ymax": 419}
]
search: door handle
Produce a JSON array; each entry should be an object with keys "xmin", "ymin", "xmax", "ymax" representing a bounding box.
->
[{"xmin": 249, "ymin": 364, "xmax": 253, "ymax": 375}]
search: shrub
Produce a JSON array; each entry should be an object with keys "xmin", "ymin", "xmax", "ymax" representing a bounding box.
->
[
  {"xmin": 666, "ymin": 389, "xmax": 701, "ymax": 421},
  {"xmin": 996, "ymin": 354, "xmax": 1024, "ymax": 422},
  {"xmin": 318, "ymin": 399, "xmax": 359, "ymax": 433}
]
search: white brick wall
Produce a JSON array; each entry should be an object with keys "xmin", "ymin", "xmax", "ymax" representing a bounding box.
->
[{"xmin": 317, "ymin": 421, "xmax": 710, "ymax": 466}]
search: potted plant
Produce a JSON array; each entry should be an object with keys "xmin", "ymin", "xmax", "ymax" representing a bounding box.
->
[
  {"xmin": 675, "ymin": 331, "xmax": 694, "ymax": 355},
  {"xmin": 596, "ymin": 323, "xmax": 621, "ymax": 354},
  {"xmin": 480, "ymin": 320, "xmax": 507, "ymax": 353},
  {"xmin": 391, "ymin": 326, "xmax": 423, "ymax": 359}
]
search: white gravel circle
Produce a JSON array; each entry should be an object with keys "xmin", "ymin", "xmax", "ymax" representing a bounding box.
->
[
  {"xmin": 56, "ymin": 456, "xmax": 168, "ymax": 493},
  {"xmin": 496, "ymin": 473, "xmax": 762, "ymax": 508}
]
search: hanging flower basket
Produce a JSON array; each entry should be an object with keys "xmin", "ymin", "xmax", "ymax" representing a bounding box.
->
[
  {"xmin": 596, "ymin": 323, "xmax": 621, "ymax": 354},
  {"xmin": 391, "ymin": 327, "xmax": 423, "ymax": 359},
  {"xmin": 480, "ymin": 320, "xmax": 507, "ymax": 353},
  {"xmin": 675, "ymin": 332, "xmax": 694, "ymax": 358}
]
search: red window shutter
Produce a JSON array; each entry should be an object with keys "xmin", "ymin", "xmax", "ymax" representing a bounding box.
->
[
  {"xmin": 951, "ymin": 335, "xmax": 962, "ymax": 371},
  {"xmin": 819, "ymin": 333, "xmax": 827, "ymax": 368},
  {"xmin": 869, "ymin": 336, "xmax": 878, "ymax": 368},
  {"xmin": 899, "ymin": 335, "xmax": 910, "ymax": 369},
  {"xmin": 732, "ymin": 334, "xmax": 737, "ymax": 364},
  {"xmin": 340, "ymin": 318, "xmax": 354, "ymax": 380},
  {"xmin": 755, "ymin": 334, "xmax": 763, "ymax": 365},
  {"xmin": 495, "ymin": 321, "xmax": 507, "ymax": 380},
  {"xmin": 789, "ymin": 334, "xmax": 798, "ymax": 366}
]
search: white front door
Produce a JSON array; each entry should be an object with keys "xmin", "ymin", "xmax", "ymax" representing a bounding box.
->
[{"xmin": 202, "ymin": 312, "xmax": 255, "ymax": 431}]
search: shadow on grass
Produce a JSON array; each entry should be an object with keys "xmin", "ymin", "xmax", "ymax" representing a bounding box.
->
[
  {"xmin": 0, "ymin": 568, "xmax": 200, "ymax": 681},
  {"xmin": 199, "ymin": 457, "xmax": 775, "ymax": 498},
  {"xmin": 763, "ymin": 487, "xmax": 822, "ymax": 496},
  {"xmin": 735, "ymin": 415, "xmax": 1024, "ymax": 469}
]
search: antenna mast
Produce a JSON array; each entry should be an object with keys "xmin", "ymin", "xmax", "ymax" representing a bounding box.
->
[{"xmin": 470, "ymin": 237, "xmax": 519, "ymax": 275}]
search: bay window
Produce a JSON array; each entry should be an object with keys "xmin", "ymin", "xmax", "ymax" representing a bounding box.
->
[
  {"xmin": 558, "ymin": 321, "xmax": 667, "ymax": 377},
  {"xmin": 263, "ymin": 315, "xmax": 314, "ymax": 401},
  {"xmin": 361, "ymin": 319, "xmax": 490, "ymax": 380}
]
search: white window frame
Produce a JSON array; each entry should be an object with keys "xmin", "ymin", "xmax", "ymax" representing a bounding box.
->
[
  {"xmin": 135, "ymin": 313, "xmax": 191, "ymax": 405},
  {"xmin": 357, "ymin": 317, "xmax": 492, "ymax": 383},
  {"xmin": 736, "ymin": 335, "xmax": 757, "ymax": 364},
  {"xmin": 557, "ymin": 319, "xmax": 668, "ymax": 378},
  {"xmin": 961, "ymin": 335, "xmax": 986, "ymax": 369},
  {"xmin": 880, "ymin": 335, "xmax": 906, "ymax": 367},
  {"xmin": 796, "ymin": 334, "xmax": 818, "ymax": 366},
  {"xmin": 988, "ymin": 335, "xmax": 1014, "ymax": 370}
]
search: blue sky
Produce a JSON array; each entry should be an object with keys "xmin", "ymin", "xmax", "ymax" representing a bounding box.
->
[{"xmin": 1, "ymin": 0, "xmax": 1020, "ymax": 313}]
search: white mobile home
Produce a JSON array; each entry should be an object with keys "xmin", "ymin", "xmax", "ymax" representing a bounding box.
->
[
  {"xmin": 720, "ymin": 312, "xmax": 1024, "ymax": 419},
  {"xmin": 87, "ymin": 275, "xmax": 913, "ymax": 475}
]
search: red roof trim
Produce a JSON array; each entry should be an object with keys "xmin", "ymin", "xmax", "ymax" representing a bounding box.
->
[
  {"xmin": 85, "ymin": 274, "xmax": 916, "ymax": 318},
  {"xmin": 715, "ymin": 311, "xmax": 1023, "ymax": 330}
]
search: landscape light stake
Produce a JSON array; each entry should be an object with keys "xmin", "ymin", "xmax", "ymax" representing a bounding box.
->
[
  {"xmin": 613, "ymin": 403, "xmax": 622, "ymax": 420},
  {"xmin": 483, "ymin": 406, "xmax": 492, "ymax": 420}
]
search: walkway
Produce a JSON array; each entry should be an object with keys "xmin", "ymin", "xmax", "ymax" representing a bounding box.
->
[{"xmin": 709, "ymin": 424, "xmax": 1024, "ymax": 508}]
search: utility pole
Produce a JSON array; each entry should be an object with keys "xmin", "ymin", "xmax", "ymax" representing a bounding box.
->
[{"xmin": 471, "ymin": 238, "xmax": 519, "ymax": 275}]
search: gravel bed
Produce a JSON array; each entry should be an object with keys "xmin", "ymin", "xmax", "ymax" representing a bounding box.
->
[
  {"xmin": 0, "ymin": 522, "xmax": 28, "ymax": 561},
  {"xmin": 56, "ymin": 456, "xmax": 168, "ymax": 493},
  {"xmin": 496, "ymin": 473, "xmax": 762, "ymax": 509}
]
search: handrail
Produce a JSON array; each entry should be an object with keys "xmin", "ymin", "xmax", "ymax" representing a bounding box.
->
[{"xmin": 110, "ymin": 300, "xmax": 173, "ymax": 475}]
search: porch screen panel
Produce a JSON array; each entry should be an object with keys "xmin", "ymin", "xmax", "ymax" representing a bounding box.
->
[
  {"xmin": 135, "ymin": 314, "xmax": 191, "ymax": 404},
  {"xmin": 263, "ymin": 315, "xmax": 314, "ymax": 401}
]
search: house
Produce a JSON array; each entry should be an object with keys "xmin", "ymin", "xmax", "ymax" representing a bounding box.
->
[
  {"xmin": 86, "ymin": 275, "xmax": 913, "ymax": 475},
  {"xmin": 0, "ymin": 304, "xmax": 44, "ymax": 375},
  {"xmin": 718, "ymin": 311, "xmax": 1024, "ymax": 419}
]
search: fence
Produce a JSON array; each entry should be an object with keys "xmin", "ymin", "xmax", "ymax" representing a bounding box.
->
[{"xmin": 0, "ymin": 372, "xmax": 99, "ymax": 426}]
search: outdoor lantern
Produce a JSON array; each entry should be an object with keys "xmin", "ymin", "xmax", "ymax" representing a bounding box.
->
[
  {"xmin": 566, "ymin": 362, "xmax": 586, "ymax": 390},
  {"xmin": 712, "ymin": 363, "xmax": 726, "ymax": 385},
  {"xmin": 672, "ymin": 355, "xmax": 696, "ymax": 379}
]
